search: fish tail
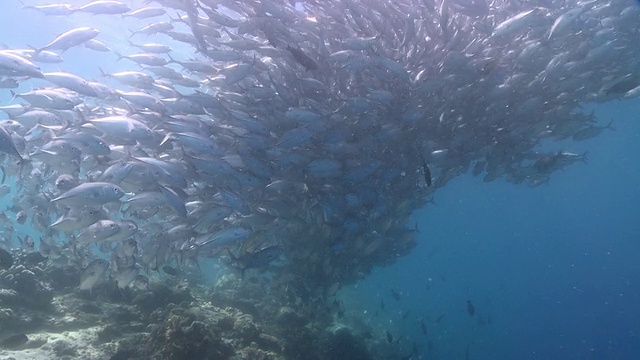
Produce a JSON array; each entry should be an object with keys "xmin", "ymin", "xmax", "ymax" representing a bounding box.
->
[
  {"xmin": 98, "ymin": 67, "xmax": 109, "ymax": 78},
  {"xmin": 606, "ymin": 120, "xmax": 615, "ymax": 131},
  {"xmin": 581, "ymin": 151, "xmax": 588, "ymax": 164}
]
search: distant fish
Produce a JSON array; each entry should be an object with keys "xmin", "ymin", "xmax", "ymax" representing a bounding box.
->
[
  {"xmin": 391, "ymin": 288, "xmax": 402, "ymax": 301},
  {"xmin": 75, "ymin": 1, "xmax": 130, "ymax": 15},
  {"xmin": 0, "ymin": 248, "xmax": 13, "ymax": 269},
  {"xmin": 418, "ymin": 318, "xmax": 427, "ymax": 335},
  {"xmin": 162, "ymin": 265, "xmax": 178, "ymax": 276},
  {"xmin": 79, "ymin": 259, "xmax": 109, "ymax": 291},
  {"xmin": 37, "ymin": 27, "xmax": 100, "ymax": 53},
  {"xmin": 419, "ymin": 153, "xmax": 432, "ymax": 187},
  {"xmin": 131, "ymin": 274, "xmax": 149, "ymax": 291},
  {"xmin": 1, "ymin": 333, "xmax": 28, "ymax": 349},
  {"xmin": 386, "ymin": 330, "xmax": 393, "ymax": 343},
  {"xmin": 0, "ymin": 125, "xmax": 24, "ymax": 160},
  {"xmin": 286, "ymin": 45, "xmax": 318, "ymax": 70},
  {"xmin": 0, "ymin": 50, "xmax": 43, "ymax": 78},
  {"xmin": 228, "ymin": 245, "xmax": 283, "ymax": 277},
  {"xmin": 50, "ymin": 182, "xmax": 125, "ymax": 206},
  {"xmin": 467, "ymin": 300, "xmax": 476, "ymax": 317},
  {"xmin": 572, "ymin": 121, "xmax": 614, "ymax": 141},
  {"xmin": 124, "ymin": 6, "xmax": 166, "ymax": 19},
  {"xmin": 20, "ymin": 3, "xmax": 75, "ymax": 16}
]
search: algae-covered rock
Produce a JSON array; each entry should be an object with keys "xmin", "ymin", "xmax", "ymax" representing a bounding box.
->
[
  {"xmin": 276, "ymin": 306, "xmax": 308, "ymax": 327},
  {"xmin": 233, "ymin": 313, "xmax": 260, "ymax": 344},
  {"xmin": 132, "ymin": 282, "xmax": 193, "ymax": 313},
  {"xmin": 0, "ymin": 265, "xmax": 53, "ymax": 309},
  {"xmin": 157, "ymin": 315, "xmax": 234, "ymax": 360}
]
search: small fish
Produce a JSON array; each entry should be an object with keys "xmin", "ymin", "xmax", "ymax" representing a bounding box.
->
[
  {"xmin": 131, "ymin": 274, "xmax": 149, "ymax": 291},
  {"xmin": 1, "ymin": 333, "xmax": 28, "ymax": 349},
  {"xmin": 228, "ymin": 245, "xmax": 283, "ymax": 278},
  {"xmin": 15, "ymin": 210, "xmax": 27, "ymax": 224},
  {"xmin": 467, "ymin": 300, "xmax": 476, "ymax": 317},
  {"xmin": 418, "ymin": 318, "xmax": 427, "ymax": 335},
  {"xmin": 380, "ymin": 298, "xmax": 385, "ymax": 310},
  {"xmin": 76, "ymin": 1, "xmax": 130, "ymax": 14},
  {"xmin": 0, "ymin": 248, "xmax": 13, "ymax": 269},
  {"xmin": 79, "ymin": 259, "xmax": 109, "ymax": 291},
  {"xmin": 51, "ymin": 182, "xmax": 125, "ymax": 206},
  {"xmin": 37, "ymin": 27, "xmax": 100, "ymax": 53},
  {"xmin": 162, "ymin": 265, "xmax": 178, "ymax": 276},
  {"xmin": 391, "ymin": 288, "xmax": 402, "ymax": 301},
  {"xmin": 286, "ymin": 45, "xmax": 317, "ymax": 70},
  {"xmin": 114, "ymin": 267, "xmax": 138, "ymax": 289},
  {"xmin": 23, "ymin": 251, "xmax": 47, "ymax": 265},
  {"xmin": 196, "ymin": 226, "xmax": 252, "ymax": 249},
  {"xmin": 386, "ymin": 330, "xmax": 393, "ymax": 343},
  {"xmin": 572, "ymin": 120, "xmax": 614, "ymax": 141},
  {"xmin": 419, "ymin": 152, "xmax": 432, "ymax": 187}
]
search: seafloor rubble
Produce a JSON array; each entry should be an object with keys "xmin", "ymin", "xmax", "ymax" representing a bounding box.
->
[{"xmin": 0, "ymin": 250, "xmax": 378, "ymax": 360}]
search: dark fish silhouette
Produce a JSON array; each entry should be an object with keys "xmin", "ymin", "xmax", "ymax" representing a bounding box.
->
[
  {"xmin": 418, "ymin": 318, "xmax": 427, "ymax": 335},
  {"xmin": 391, "ymin": 288, "xmax": 401, "ymax": 301},
  {"xmin": 162, "ymin": 265, "xmax": 178, "ymax": 276},
  {"xmin": 386, "ymin": 330, "xmax": 393, "ymax": 343},
  {"xmin": 0, "ymin": 248, "xmax": 13, "ymax": 269},
  {"xmin": 228, "ymin": 245, "xmax": 283, "ymax": 278},
  {"xmin": 286, "ymin": 45, "xmax": 317, "ymax": 70},
  {"xmin": 1, "ymin": 333, "xmax": 28, "ymax": 348},
  {"xmin": 419, "ymin": 153, "xmax": 432, "ymax": 187},
  {"xmin": 467, "ymin": 300, "xmax": 476, "ymax": 317}
]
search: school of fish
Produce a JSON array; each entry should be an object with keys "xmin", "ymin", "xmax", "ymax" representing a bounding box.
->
[{"xmin": 0, "ymin": 0, "xmax": 635, "ymax": 295}]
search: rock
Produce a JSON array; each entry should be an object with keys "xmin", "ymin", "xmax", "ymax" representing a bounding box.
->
[
  {"xmin": 0, "ymin": 264, "xmax": 53, "ymax": 309},
  {"xmin": 49, "ymin": 339, "xmax": 77, "ymax": 357},
  {"xmin": 233, "ymin": 314, "xmax": 259, "ymax": 344},
  {"xmin": 276, "ymin": 306, "xmax": 308, "ymax": 327}
]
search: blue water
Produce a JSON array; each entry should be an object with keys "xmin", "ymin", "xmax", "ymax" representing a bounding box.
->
[{"xmin": 341, "ymin": 100, "xmax": 640, "ymax": 359}]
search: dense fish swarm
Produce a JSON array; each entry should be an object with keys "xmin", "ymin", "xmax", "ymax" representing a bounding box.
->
[{"xmin": 0, "ymin": 0, "xmax": 636, "ymax": 357}]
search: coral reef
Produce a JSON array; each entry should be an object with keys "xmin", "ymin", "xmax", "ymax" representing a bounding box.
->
[
  {"xmin": 0, "ymin": 252, "xmax": 378, "ymax": 360},
  {"xmin": 0, "ymin": 264, "xmax": 53, "ymax": 309}
]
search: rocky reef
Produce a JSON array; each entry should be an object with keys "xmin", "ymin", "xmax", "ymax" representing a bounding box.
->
[{"xmin": 0, "ymin": 250, "xmax": 388, "ymax": 360}]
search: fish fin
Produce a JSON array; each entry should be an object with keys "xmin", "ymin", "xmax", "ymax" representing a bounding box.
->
[
  {"xmin": 98, "ymin": 67, "xmax": 109, "ymax": 78},
  {"xmin": 580, "ymin": 151, "xmax": 588, "ymax": 164},
  {"xmin": 606, "ymin": 120, "xmax": 615, "ymax": 131}
]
